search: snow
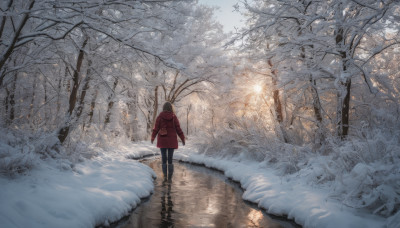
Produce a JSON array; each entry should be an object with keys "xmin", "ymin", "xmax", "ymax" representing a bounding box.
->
[
  {"xmin": 0, "ymin": 142, "xmax": 157, "ymax": 228},
  {"xmin": 174, "ymin": 145, "xmax": 395, "ymax": 228},
  {"xmin": 1, "ymin": 140, "xmax": 398, "ymax": 228}
]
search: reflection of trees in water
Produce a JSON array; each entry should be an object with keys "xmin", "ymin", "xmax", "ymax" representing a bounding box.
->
[{"xmin": 160, "ymin": 179, "xmax": 173, "ymax": 227}]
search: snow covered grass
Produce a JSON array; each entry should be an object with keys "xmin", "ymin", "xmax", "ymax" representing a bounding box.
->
[{"xmin": 0, "ymin": 128, "xmax": 158, "ymax": 228}]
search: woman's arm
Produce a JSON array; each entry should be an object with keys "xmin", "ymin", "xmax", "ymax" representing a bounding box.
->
[{"xmin": 174, "ymin": 115, "xmax": 185, "ymax": 145}]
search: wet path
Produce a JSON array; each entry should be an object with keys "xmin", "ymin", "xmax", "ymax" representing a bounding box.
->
[{"xmin": 115, "ymin": 159, "xmax": 300, "ymax": 228}]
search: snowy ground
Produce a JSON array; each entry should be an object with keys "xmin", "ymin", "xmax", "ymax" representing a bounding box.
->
[
  {"xmin": 175, "ymin": 144, "xmax": 399, "ymax": 228},
  {"xmin": 1, "ymin": 141, "xmax": 399, "ymax": 228},
  {"xmin": 0, "ymin": 142, "xmax": 157, "ymax": 228}
]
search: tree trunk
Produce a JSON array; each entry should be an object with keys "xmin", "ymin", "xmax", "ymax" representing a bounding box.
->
[
  {"xmin": 126, "ymin": 89, "xmax": 138, "ymax": 141},
  {"xmin": 76, "ymin": 59, "xmax": 92, "ymax": 119},
  {"xmin": 58, "ymin": 38, "xmax": 88, "ymax": 144},
  {"xmin": 56, "ymin": 68, "xmax": 65, "ymax": 119},
  {"xmin": 310, "ymin": 80, "xmax": 323, "ymax": 123},
  {"xmin": 145, "ymin": 86, "xmax": 159, "ymax": 138},
  {"xmin": 103, "ymin": 77, "xmax": 119, "ymax": 128},
  {"xmin": 310, "ymin": 77, "xmax": 326, "ymax": 147},
  {"xmin": 272, "ymin": 80, "xmax": 283, "ymax": 123},
  {"xmin": 151, "ymin": 86, "xmax": 159, "ymax": 128},
  {"xmin": 85, "ymin": 87, "xmax": 98, "ymax": 129},
  {"xmin": 303, "ymin": 43, "xmax": 325, "ymax": 146},
  {"xmin": 64, "ymin": 66, "xmax": 71, "ymax": 93},
  {"xmin": 43, "ymin": 73, "xmax": 48, "ymax": 122},
  {"xmin": 146, "ymin": 108, "xmax": 152, "ymax": 136},
  {"xmin": 68, "ymin": 43, "xmax": 87, "ymax": 116},
  {"xmin": 0, "ymin": 68, "xmax": 6, "ymax": 88},
  {"xmin": 28, "ymin": 73, "xmax": 37, "ymax": 119},
  {"xmin": 268, "ymin": 59, "xmax": 288, "ymax": 143},
  {"xmin": 340, "ymin": 80, "xmax": 351, "ymax": 138},
  {"xmin": 186, "ymin": 104, "xmax": 191, "ymax": 136},
  {"xmin": 335, "ymin": 27, "xmax": 351, "ymax": 139},
  {"xmin": 8, "ymin": 73, "xmax": 17, "ymax": 124},
  {"xmin": 4, "ymin": 88, "xmax": 9, "ymax": 120}
]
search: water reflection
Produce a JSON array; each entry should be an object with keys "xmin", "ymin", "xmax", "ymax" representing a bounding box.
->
[
  {"xmin": 160, "ymin": 178, "xmax": 173, "ymax": 226},
  {"xmin": 118, "ymin": 159, "xmax": 299, "ymax": 228}
]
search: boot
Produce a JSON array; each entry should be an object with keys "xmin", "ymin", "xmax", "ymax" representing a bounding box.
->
[
  {"xmin": 162, "ymin": 164, "xmax": 167, "ymax": 176},
  {"xmin": 167, "ymin": 164, "xmax": 174, "ymax": 180}
]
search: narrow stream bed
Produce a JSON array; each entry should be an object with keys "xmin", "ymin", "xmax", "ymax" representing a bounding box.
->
[{"xmin": 113, "ymin": 158, "xmax": 301, "ymax": 228}]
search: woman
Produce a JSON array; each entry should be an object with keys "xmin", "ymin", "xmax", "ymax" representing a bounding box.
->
[{"xmin": 151, "ymin": 102, "xmax": 185, "ymax": 177}]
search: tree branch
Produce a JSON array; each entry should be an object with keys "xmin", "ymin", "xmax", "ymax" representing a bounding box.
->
[{"xmin": 0, "ymin": 0, "xmax": 34, "ymax": 72}]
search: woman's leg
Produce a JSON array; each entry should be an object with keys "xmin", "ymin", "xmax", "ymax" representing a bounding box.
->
[
  {"xmin": 167, "ymin": 148, "xmax": 174, "ymax": 164},
  {"xmin": 167, "ymin": 148, "xmax": 175, "ymax": 179},
  {"xmin": 160, "ymin": 148, "xmax": 167, "ymax": 164},
  {"xmin": 160, "ymin": 148, "xmax": 168, "ymax": 176}
]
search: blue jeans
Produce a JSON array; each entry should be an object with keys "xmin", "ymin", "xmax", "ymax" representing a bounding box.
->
[{"xmin": 160, "ymin": 148, "xmax": 174, "ymax": 164}]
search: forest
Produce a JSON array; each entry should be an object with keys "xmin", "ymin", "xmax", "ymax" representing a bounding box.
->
[{"xmin": 0, "ymin": 0, "xmax": 399, "ymax": 225}]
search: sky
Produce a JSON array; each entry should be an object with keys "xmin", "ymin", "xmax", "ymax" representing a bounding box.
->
[{"xmin": 198, "ymin": 0, "xmax": 245, "ymax": 33}]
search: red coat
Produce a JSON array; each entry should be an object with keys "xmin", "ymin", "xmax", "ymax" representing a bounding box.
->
[{"xmin": 151, "ymin": 111, "xmax": 185, "ymax": 149}]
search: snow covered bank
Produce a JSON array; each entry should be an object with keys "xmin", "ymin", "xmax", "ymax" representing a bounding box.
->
[
  {"xmin": 0, "ymin": 141, "xmax": 157, "ymax": 228},
  {"xmin": 175, "ymin": 146, "xmax": 396, "ymax": 228}
]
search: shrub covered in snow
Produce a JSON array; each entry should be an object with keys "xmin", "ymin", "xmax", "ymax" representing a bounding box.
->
[
  {"xmin": 0, "ymin": 127, "xmax": 96, "ymax": 176},
  {"xmin": 327, "ymin": 132, "xmax": 400, "ymax": 217},
  {"xmin": 0, "ymin": 128, "xmax": 57, "ymax": 176}
]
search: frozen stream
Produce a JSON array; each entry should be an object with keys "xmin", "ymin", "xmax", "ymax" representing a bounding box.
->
[{"xmin": 113, "ymin": 159, "xmax": 300, "ymax": 228}]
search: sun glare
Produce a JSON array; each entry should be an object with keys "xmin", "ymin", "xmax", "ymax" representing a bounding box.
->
[{"xmin": 253, "ymin": 84, "xmax": 262, "ymax": 94}]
